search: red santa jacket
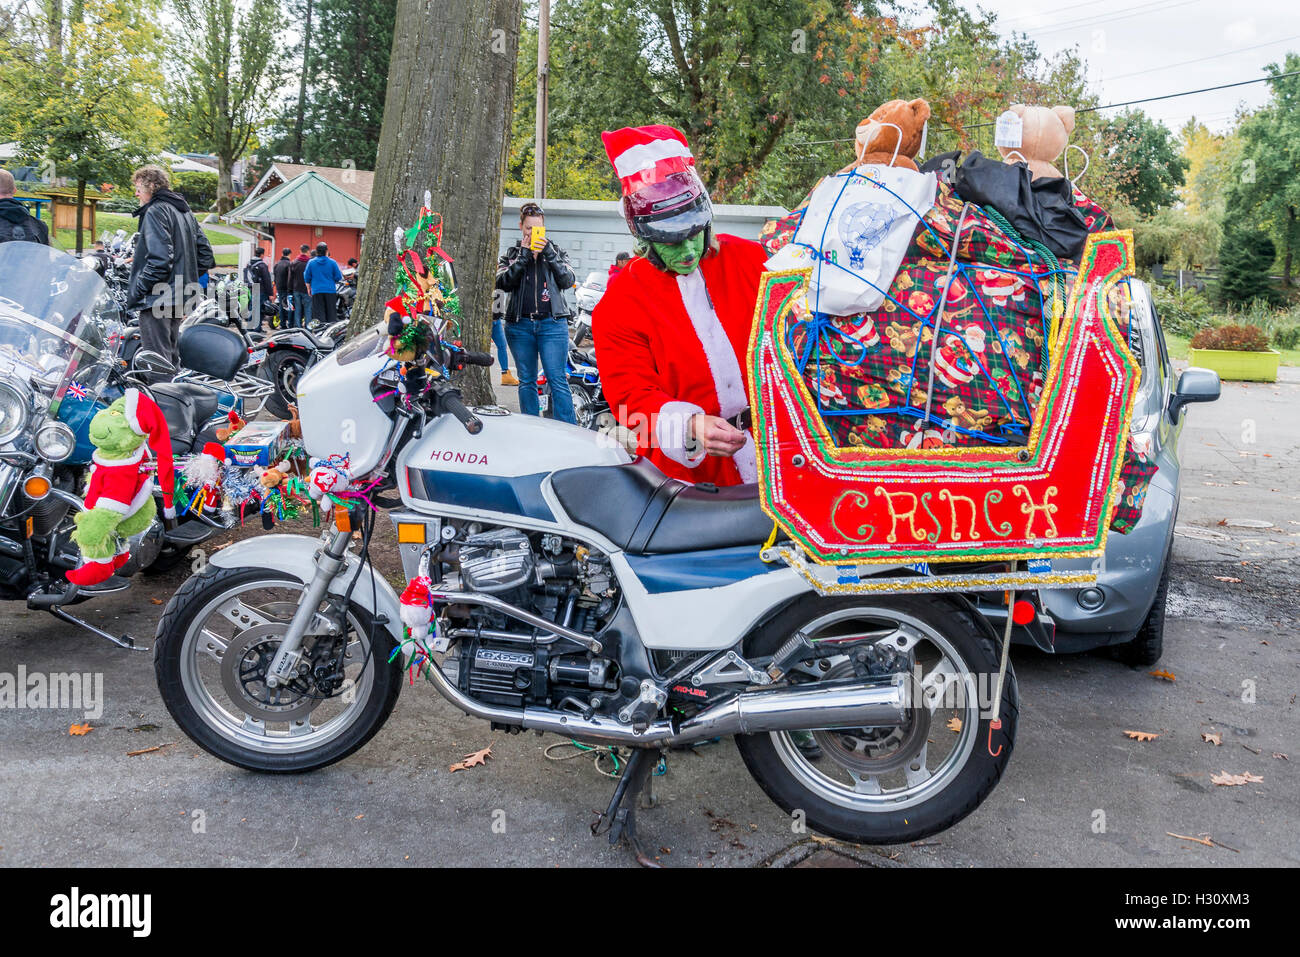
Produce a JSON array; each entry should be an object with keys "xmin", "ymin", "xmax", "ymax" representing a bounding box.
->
[
  {"xmin": 84, "ymin": 446, "xmax": 154, "ymax": 517},
  {"xmin": 592, "ymin": 234, "xmax": 768, "ymax": 487}
]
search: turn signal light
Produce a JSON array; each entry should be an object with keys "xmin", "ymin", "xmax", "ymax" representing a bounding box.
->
[
  {"xmin": 23, "ymin": 475, "xmax": 51, "ymax": 499},
  {"xmin": 334, "ymin": 508, "xmax": 352, "ymax": 533},
  {"xmin": 397, "ymin": 522, "xmax": 426, "ymax": 544}
]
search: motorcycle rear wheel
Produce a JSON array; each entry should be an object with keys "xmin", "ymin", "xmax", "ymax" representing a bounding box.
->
[
  {"xmin": 737, "ymin": 593, "xmax": 1016, "ymax": 844},
  {"xmin": 154, "ymin": 565, "xmax": 402, "ymax": 773}
]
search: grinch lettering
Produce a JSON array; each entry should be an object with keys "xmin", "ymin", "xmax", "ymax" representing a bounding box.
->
[{"xmin": 825, "ymin": 484, "xmax": 1064, "ymax": 548}]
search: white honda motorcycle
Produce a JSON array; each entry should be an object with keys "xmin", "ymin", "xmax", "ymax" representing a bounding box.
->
[{"xmin": 153, "ymin": 316, "xmax": 1017, "ymax": 851}]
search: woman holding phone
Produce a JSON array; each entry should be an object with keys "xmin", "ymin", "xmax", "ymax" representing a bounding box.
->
[{"xmin": 494, "ymin": 203, "xmax": 578, "ymax": 425}]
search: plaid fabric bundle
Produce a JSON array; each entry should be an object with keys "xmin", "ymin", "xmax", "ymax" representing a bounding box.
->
[{"xmin": 763, "ymin": 179, "xmax": 1150, "ymax": 532}]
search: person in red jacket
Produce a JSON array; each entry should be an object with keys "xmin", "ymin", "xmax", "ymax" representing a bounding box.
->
[{"xmin": 592, "ymin": 125, "xmax": 768, "ymax": 487}]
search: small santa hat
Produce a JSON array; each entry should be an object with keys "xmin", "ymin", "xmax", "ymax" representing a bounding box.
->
[
  {"xmin": 123, "ymin": 388, "xmax": 176, "ymax": 518},
  {"xmin": 399, "ymin": 576, "xmax": 433, "ymax": 632},
  {"xmin": 601, "ymin": 125, "xmax": 696, "ymax": 196}
]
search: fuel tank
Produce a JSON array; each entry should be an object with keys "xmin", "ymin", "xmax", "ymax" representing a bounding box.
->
[{"xmin": 398, "ymin": 411, "xmax": 631, "ymax": 524}]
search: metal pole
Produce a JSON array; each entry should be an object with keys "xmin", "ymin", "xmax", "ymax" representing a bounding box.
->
[{"xmin": 534, "ymin": 0, "xmax": 550, "ymax": 200}]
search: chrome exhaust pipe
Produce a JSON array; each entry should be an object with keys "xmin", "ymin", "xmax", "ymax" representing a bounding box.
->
[{"xmin": 421, "ymin": 653, "xmax": 909, "ymax": 748}]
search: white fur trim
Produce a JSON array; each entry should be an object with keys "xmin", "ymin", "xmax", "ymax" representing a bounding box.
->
[
  {"xmin": 163, "ymin": 504, "xmax": 176, "ymax": 519},
  {"xmin": 94, "ymin": 497, "xmax": 134, "ymax": 516},
  {"xmin": 656, "ymin": 400, "xmax": 707, "ymax": 469},
  {"xmin": 735, "ymin": 434, "xmax": 758, "ymax": 484},
  {"xmin": 123, "ymin": 389, "xmax": 147, "ymax": 435},
  {"xmin": 92, "ymin": 446, "xmax": 145, "ymax": 468},
  {"xmin": 612, "ymin": 138, "xmax": 692, "ymax": 178},
  {"xmin": 675, "ymin": 269, "xmax": 747, "ymax": 419}
]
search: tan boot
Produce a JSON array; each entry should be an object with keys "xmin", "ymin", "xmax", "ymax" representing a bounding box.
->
[{"xmin": 501, "ymin": 371, "xmax": 520, "ymax": 386}]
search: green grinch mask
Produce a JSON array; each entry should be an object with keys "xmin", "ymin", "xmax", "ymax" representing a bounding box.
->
[{"xmin": 650, "ymin": 232, "xmax": 706, "ymax": 275}]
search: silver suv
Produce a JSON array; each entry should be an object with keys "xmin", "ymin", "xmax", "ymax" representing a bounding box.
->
[{"xmin": 979, "ymin": 279, "xmax": 1220, "ymax": 664}]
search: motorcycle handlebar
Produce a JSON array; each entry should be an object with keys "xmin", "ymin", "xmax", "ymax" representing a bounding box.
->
[
  {"xmin": 459, "ymin": 350, "xmax": 495, "ymax": 367},
  {"xmin": 440, "ymin": 390, "xmax": 482, "ymax": 435}
]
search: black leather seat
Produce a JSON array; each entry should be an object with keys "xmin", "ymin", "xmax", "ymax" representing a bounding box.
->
[
  {"xmin": 153, "ymin": 381, "xmax": 220, "ymax": 424},
  {"xmin": 149, "ymin": 387, "xmax": 197, "ymax": 456},
  {"xmin": 550, "ymin": 458, "xmax": 774, "ymax": 555}
]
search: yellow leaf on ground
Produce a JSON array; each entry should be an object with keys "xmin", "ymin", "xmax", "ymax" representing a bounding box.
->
[
  {"xmin": 1149, "ymin": 670, "xmax": 1177, "ymax": 682},
  {"xmin": 1202, "ymin": 732, "xmax": 1222, "ymax": 746},
  {"xmin": 449, "ymin": 744, "xmax": 493, "ymax": 772},
  {"xmin": 68, "ymin": 723, "xmax": 92, "ymax": 736},
  {"xmin": 1123, "ymin": 730, "xmax": 1159, "ymax": 742},
  {"xmin": 946, "ymin": 717, "xmax": 962, "ymax": 733},
  {"xmin": 1210, "ymin": 770, "xmax": 1264, "ymax": 786}
]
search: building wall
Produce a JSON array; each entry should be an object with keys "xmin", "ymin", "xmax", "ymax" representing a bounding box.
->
[
  {"xmin": 497, "ymin": 196, "xmax": 787, "ymax": 310},
  {"xmin": 270, "ymin": 223, "xmax": 363, "ymax": 264}
]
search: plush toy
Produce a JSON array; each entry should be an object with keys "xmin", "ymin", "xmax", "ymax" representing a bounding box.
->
[
  {"xmin": 996, "ymin": 104, "xmax": 1075, "ymax": 180},
  {"xmin": 399, "ymin": 576, "xmax": 433, "ymax": 635},
  {"xmin": 307, "ymin": 454, "xmax": 351, "ymax": 516},
  {"xmin": 67, "ymin": 390, "xmax": 175, "ymax": 586},
  {"xmin": 215, "ymin": 409, "xmax": 245, "ymax": 442},
  {"xmin": 384, "ymin": 194, "xmax": 459, "ymax": 394},
  {"xmin": 844, "ymin": 98, "xmax": 932, "ymax": 172}
]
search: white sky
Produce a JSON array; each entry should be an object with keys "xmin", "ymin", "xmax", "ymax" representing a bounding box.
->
[{"xmin": 945, "ymin": 0, "xmax": 1300, "ymax": 133}]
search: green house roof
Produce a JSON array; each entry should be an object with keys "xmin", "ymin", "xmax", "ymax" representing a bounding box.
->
[{"xmin": 229, "ymin": 170, "xmax": 368, "ymax": 228}]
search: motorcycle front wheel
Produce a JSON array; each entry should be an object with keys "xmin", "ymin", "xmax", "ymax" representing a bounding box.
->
[
  {"xmin": 154, "ymin": 565, "xmax": 402, "ymax": 773},
  {"xmin": 737, "ymin": 593, "xmax": 1016, "ymax": 844},
  {"xmin": 263, "ymin": 350, "xmax": 306, "ymax": 420}
]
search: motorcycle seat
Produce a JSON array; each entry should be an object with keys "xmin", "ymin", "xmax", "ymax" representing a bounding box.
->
[
  {"xmin": 551, "ymin": 458, "xmax": 774, "ymax": 555},
  {"xmin": 149, "ymin": 387, "xmax": 198, "ymax": 455},
  {"xmin": 153, "ymin": 381, "xmax": 221, "ymax": 424}
]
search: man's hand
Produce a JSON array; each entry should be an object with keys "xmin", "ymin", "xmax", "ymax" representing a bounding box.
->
[{"xmin": 689, "ymin": 414, "xmax": 746, "ymax": 457}]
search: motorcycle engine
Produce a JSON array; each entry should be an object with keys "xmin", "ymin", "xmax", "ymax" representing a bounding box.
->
[{"xmin": 457, "ymin": 530, "xmax": 534, "ymax": 593}]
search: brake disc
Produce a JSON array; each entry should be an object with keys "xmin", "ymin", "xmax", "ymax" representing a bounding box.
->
[
  {"xmin": 219, "ymin": 623, "xmax": 318, "ymax": 723},
  {"xmin": 812, "ymin": 661, "xmax": 930, "ymax": 775}
]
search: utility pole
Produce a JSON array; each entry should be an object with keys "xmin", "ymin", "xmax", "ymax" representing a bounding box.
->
[{"xmin": 533, "ymin": 0, "xmax": 549, "ymax": 199}]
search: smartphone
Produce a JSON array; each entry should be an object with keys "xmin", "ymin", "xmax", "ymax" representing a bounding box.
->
[{"xmin": 530, "ymin": 225, "xmax": 546, "ymax": 250}]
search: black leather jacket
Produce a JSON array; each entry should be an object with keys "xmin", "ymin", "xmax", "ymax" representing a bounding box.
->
[
  {"xmin": 495, "ymin": 239, "xmax": 576, "ymax": 321},
  {"xmin": 126, "ymin": 190, "xmax": 216, "ymax": 315}
]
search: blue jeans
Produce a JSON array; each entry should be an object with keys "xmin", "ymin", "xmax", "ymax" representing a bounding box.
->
[
  {"xmin": 492, "ymin": 318, "xmax": 510, "ymax": 372},
  {"xmin": 505, "ymin": 316, "xmax": 574, "ymax": 424},
  {"xmin": 292, "ymin": 292, "xmax": 311, "ymax": 328}
]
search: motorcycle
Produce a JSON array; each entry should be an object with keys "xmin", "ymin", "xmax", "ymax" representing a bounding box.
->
[
  {"xmin": 256, "ymin": 318, "xmax": 350, "ymax": 420},
  {"xmin": 0, "ymin": 242, "xmax": 230, "ymax": 647},
  {"xmin": 571, "ymin": 271, "xmax": 605, "ymax": 348},
  {"xmin": 539, "ymin": 344, "xmax": 612, "ymax": 432},
  {"xmin": 153, "ymin": 304, "xmax": 1017, "ymax": 852}
]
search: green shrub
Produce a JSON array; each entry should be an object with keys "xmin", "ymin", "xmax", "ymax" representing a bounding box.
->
[
  {"xmin": 1190, "ymin": 324, "xmax": 1271, "ymax": 352},
  {"xmin": 1273, "ymin": 323, "xmax": 1300, "ymax": 350},
  {"xmin": 172, "ymin": 170, "xmax": 219, "ymax": 211},
  {"xmin": 1150, "ymin": 284, "xmax": 1213, "ymax": 339},
  {"xmin": 1218, "ymin": 228, "xmax": 1280, "ymax": 306}
]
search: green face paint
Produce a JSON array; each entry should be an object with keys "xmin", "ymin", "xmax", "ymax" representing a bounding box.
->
[{"xmin": 651, "ymin": 232, "xmax": 706, "ymax": 275}]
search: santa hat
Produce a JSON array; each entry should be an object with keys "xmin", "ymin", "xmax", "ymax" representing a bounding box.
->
[
  {"xmin": 399, "ymin": 576, "xmax": 433, "ymax": 633},
  {"xmin": 123, "ymin": 388, "xmax": 176, "ymax": 518},
  {"xmin": 601, "ymin": 125, "xmax": 696, "ymax": 196}
]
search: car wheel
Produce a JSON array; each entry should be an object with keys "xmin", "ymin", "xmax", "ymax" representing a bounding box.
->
[{"xmin": 1115, "ymin": 547, "xmax": 1171, "ymax": 666}]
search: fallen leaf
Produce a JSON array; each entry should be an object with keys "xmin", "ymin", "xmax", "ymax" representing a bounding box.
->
[
  {"xmin": 1123, "ymin": 730, "xmax": 1159, "ymax": 742},
  {"xmin": 354, "ymin": 814, "xmax": 364, "ymax": 820},
  {"xmin": 126, "ymin": 742, "xmax": 176, "ymax": 757},
  {"xmin": 1213, "ymin": 576, "xmax": 1242, "ymax": 583},
  {"xmin": 150, "ymin": 598, "xmax": 163, "ymax": 605},
  {"xmin": 1210, "ymin": 770, "xmax": 1264, "ymax": 787},
  {"xmin": 449, "ymin": 744, "xmax": 493, "ymax": 772},
  {"xmin": 69, "ymin": 723, "xmax": 92, "ymax": 736},
  {"xmin": 1149, "ymin": 670, "xmax": 1177, "ymax": 682},
  {"xmin": 1272, "ymin": 753, "xmax": 1288, "ymax": 761},
  {"xmin": 946, "ymin": 717, "xmax": 962, "ymax": 733},
  {"xmin": 1201, "ymin": 732, "xmax": 1222, "ymax": 746},
  {"xmin": 1216, "ymin": 518, "xmax": 1229, "ymax": 525}
]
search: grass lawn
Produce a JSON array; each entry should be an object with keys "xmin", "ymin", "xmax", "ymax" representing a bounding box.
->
[
  {"xmin": 1166, "ymin": 332, "xmax": 1299, "ymax": 367},
  {"xmin": 42, "ymin": 209, "xmax": 245, "ymax": 250}
]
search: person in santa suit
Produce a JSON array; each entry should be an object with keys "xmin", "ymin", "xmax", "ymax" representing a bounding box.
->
[{"xmin": 592, "ymin": 125, "xmax": 769, "ymax": 487}]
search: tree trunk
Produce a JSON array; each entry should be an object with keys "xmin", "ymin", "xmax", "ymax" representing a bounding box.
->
[
  {"xmin": 353, "ymin": 0, "xmax": 522, "ymax": 406},
  {"xmin": 293, "ymin": 0, "xmax": 315, "ymax": 164},
  {"xmin": 1287, "ymin": 206, "xmax": 1295, "ymax": 289},
  {"xmin": 74, "ymin": 178, "xmax": 86, "ymax": 254},
  {"xmin": 216, "ymin": 157, "xmax": 234, "ymax": 216}
]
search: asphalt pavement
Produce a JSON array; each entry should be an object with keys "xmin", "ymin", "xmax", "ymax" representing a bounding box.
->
[{"xmin": 0, "ymin": 368, "xmax": 1295, "ymax": 868}]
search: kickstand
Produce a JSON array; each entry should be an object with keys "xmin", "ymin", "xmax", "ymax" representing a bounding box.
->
[
  {"xmin": 591, "ymin": 747, "xmax": 663, "ymax": 868},
  {"xmin": 47, "ymin": 605, "xmax": 145, "ymax": 651}
]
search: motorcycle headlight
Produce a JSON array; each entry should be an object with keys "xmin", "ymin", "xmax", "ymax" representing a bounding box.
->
[
  {"xmin": 34, "ymin": 421, "xmax": 76, "ymax": 462},
  {"xmin": 0, "ymin": 382, "xmax": 30, "ymax": 446}
]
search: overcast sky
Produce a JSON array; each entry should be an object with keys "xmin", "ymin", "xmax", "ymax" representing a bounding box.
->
[{"xmin": 940, "ymin": 0, "xmax": 1300, "ymax": 133}]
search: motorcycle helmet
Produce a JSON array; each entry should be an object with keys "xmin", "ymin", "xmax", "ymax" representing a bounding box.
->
[{"xmin": 602, "ymin": 125, "xmax": 712, "ymax": 244}]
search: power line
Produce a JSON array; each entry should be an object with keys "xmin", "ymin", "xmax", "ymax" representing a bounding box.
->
[
  {"xmin": 1104, "ymin": 34, "xmax": 1300, "ymax": 81},
  {"xmin": 1018, "ymin": 0, "xmax": 1202, "ymax": 38},
  {"xmin": 779, "ymin": 69, "xmax": 1300, "ymax": 148}
]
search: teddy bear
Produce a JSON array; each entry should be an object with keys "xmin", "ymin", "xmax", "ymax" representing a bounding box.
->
[
  {"xmin": 943, "ymin": 396, "xmax": 993, "ymax": 431},
  {"xmin": 842, "ymin": 98, "xmax": 932, "ymax": 172},
  {"xmin": 996, "ymin": 104, "xmax": 1076, "ymax": 180}
]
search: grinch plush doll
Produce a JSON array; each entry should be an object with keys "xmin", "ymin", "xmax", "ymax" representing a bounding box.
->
[{"xmin": 67, "ymin": 389, "xmax": 176, "ymax": 586}]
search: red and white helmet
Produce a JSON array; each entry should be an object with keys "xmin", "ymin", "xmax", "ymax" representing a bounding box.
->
[{"xmin": 601, "ymin": 125, "xmax": 712, "ymax": 244}]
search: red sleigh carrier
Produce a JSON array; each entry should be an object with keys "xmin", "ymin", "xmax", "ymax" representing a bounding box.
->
[{"xmin": 748, "ymin": 230, "xmax": 1142, "ymax": 594}]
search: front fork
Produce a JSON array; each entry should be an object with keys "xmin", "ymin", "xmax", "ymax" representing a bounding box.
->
[{"xmin": 264, "ymin": 529, "xmax": 352, "ymax": 688}]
